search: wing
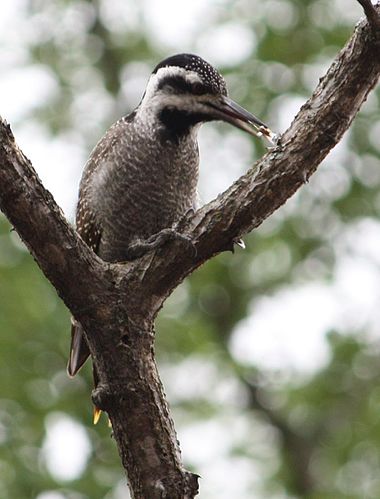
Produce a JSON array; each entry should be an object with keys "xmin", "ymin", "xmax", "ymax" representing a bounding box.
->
[
  {"xmin": 67, "ymin": 190, "xmax": 102, "ymax": 377},
  {"xmin": 67, "ymin": 319, "xmax": 91, "ymax": 377},
  {"xmin": 68, "ymin": 116, "xmax": 135, "ymax": 377}
]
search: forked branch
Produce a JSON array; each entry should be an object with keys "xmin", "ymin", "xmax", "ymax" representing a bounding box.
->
[
  {"xmin": 357, "ymin": 0, "xmax": 380, "ymax": 31},
  {"xmin": 0, "ymin": 4, "xmax": 379, "ymax": 499}
]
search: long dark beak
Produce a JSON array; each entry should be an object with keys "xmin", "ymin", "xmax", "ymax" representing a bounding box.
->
[{"xmin": 207, "ymin": 96, "xmax": 277, "ymax": 145}]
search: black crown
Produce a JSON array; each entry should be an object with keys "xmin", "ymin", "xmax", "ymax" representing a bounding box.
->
[{"xmin": 153, "ymin": 53, "xmax": 227, "ymax": 96}]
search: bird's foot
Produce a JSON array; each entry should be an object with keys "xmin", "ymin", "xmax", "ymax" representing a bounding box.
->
[
  {"xmin": 173, "ymin": 207, "xmax": 197, "ymax": 232},
  {"xmin": 125, "ymin": 228, "xmax": 196, "ymax": 260}
]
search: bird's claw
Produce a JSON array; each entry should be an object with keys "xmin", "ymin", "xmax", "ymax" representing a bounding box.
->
[
  {"xmin": 157, "ymin": 228, "xmax": 197, "ymax": 257},
  {"xmin": 125, "ymin": 228, "xmax": 197, "ymax": 260}
]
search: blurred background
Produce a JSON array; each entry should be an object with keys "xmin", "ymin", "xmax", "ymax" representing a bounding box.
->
[{"xmin": 1, "ymin": 0, "xmax": 380, "ymax": 498}]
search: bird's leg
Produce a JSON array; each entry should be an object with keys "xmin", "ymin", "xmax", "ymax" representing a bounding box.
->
[
  {"xmin": 174, "ymin": 206, "xmax": 196, "ymax": 232},
  {"xmin": 125, "ymin": 228, "xmax": 196, "ymax": 260}
]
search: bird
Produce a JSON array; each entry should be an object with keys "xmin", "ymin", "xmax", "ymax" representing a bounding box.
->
[{"xmin": 67, "ymin": 53, "xmax": 276, "ymax": 422}]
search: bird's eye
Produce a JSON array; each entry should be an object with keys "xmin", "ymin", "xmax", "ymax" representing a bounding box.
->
[{"xmin": 191, "ymin": 82, "xmax": 205, "ymax": 95}]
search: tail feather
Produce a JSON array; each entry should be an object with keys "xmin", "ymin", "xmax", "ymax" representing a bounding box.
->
[
  {"xmin": 67, "ymin": 319, "xmax": 91, "ymax": 377},
  {"xmin": 68, "ymin": 320, "xmax": 104, "ymax": 424}
]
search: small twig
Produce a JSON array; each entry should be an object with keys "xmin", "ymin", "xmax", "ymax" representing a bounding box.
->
[{"xmin": 357, "ymin": 0, "xmax": 380, "ymax": 31}]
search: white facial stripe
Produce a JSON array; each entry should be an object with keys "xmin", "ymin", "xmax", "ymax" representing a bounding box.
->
[
  {"xmin": 156, "ymin": 66, "xmax": 203, "ymax": 84},
  {"xmin": 140, "ymin": 66, "xmax": 203, "ymax": 106}
]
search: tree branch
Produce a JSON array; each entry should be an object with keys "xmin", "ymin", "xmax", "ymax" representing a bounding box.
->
[
  {"xmin": 0, "ymin": 5, "xmax": 379, "ymax": 498},
  {"xmin": 357, "ymin": 0, "xmax": 380, "ymax": 31},
  {"xmin": 241, "ymin": 373, "xmax": 318, "ymax": 495},
  {"xmin": 134, "ymin": 4, "xmax": 380, "ymax": 312}
]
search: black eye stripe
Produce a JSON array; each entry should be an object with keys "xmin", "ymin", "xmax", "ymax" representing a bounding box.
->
[
  {"xmin": 191, "ymin": 82, "xmax": 205, "ymax": 95},
  {"xmin": 157, "ymin": 76, "xmax": 194, "ymax": 93}
]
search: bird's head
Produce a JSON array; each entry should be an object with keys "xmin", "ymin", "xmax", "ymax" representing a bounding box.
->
[{"xmin": 137, "ymin": 53, "xmax": 276, "ymax": 143}]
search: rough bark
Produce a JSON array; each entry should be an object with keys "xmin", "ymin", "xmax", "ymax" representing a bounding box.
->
[{"xmin": 0, "ymin": 4, "xmax": 379, "ymax": 498}]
